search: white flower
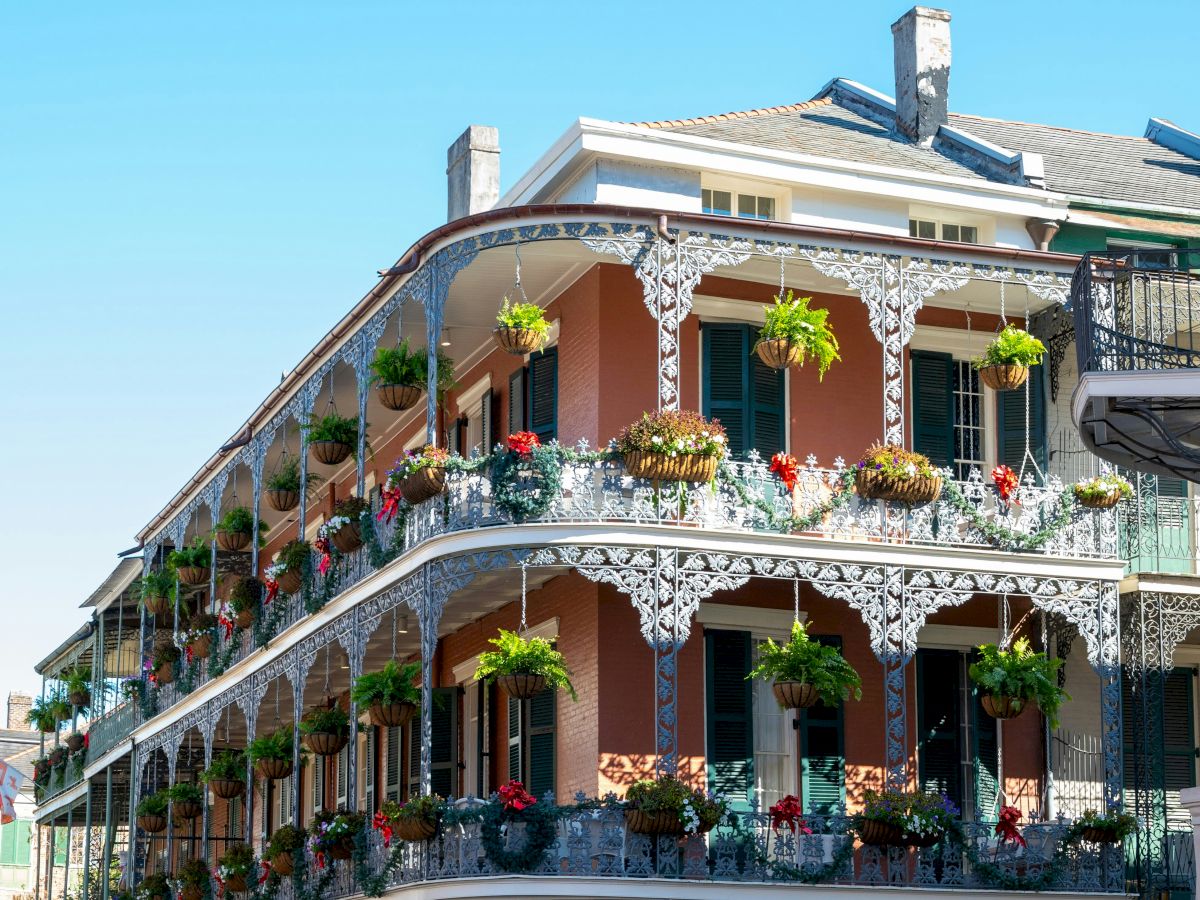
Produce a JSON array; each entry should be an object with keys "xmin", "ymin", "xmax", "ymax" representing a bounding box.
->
[
  {"xmin": 651, "ymin": 435, "xmax": 662, "ymax": 444},
  {"xmin": 904, "ymin": 462, "xmax": 917, "ymax": 478}
]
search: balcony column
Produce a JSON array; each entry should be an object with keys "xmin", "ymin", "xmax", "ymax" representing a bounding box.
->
[
  {"xmin": 200, "ymin": 720, "xmax": 214, "ymax": 864},
  {"xmin": 81, "ymin": 782, "xmax": 92, "ymax": 900},
  {"xmin": 209, "ymin": 485, "xmax": 223, "ymax": 618},
  {"xmin": 249, "ymin": 443, "xmax": 267, "ymax": 579},
  {"xmin": 126, "ymin": 747, "xmax": 139, "ymax": 890},
  {"xmin": 296, "ymin": 412, "xmax": 314, "ymax": 544},
  {"xmin": 337, "ymin": 607, "xmax": 366, "ymax": 811},
  {"xmin": 94, "ymin": 615, "xmax": 105, "ymax": 718},
  {"xmin": 63, "ymin": 804, "xmax": 72, "ymax": 900},
  {"xmin": 287, "ymin": 648, "xmax": 314, "ymax": 826},
  {"xmin": 100, "ymin": 766, "xmax": 113, "ymax": 900},
  {"xmin": 351, "ymin": 335, "xmax": 372, "ymax": 498},
  {"xmin": 46, "ymin": 824, "xmax": 55, "ymax": 900}
]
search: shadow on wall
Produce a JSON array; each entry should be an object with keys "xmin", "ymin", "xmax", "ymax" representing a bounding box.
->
[{"xmin": 599, "ymin": 754, "xmax": 706, "ymax": 794}]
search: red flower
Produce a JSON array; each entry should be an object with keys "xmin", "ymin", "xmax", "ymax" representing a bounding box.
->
[
  {"xmin": 372, "ymin": 811, "xmax": 394, "ymax": 848},
  {"xmin": 768, "ymin": 795, "xmax": 812, "ymax": 834},
  {"xmin": 507, "ymin": 431, "xmax": 541, "ymax": 458},
  {"xmin": 218, "ymin": 612, "xmax": 235, "ymax": 640},
  {"xmin": 314, "ymin": 536, "xmax": 332, "ymax": 576},
  {"xmin": 995, "ymin": 804, "xmax": 1027, "ymax": 847},
  {"xmin": 769, "ymin": 452, "xmax": 801, "ymax": 493},
  {"xmin": 377, "ymin": 485, "xmax": 403, "ymax": 524},
  {"xmin": 185, "ymin": 645, "xmax": 195, "ymax": 665},
  {"xmin": 497, "ymin": 779, "xmax": 536, "ymax": 811},
  {"xmin": 992, "ymin": 465, "xmax": 1020, "ymax": 505}
]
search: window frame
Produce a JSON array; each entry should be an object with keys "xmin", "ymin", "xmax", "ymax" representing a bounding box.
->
[{"xmin": 700, "ymin": 179, "xmax": 787, "ymax": 223}]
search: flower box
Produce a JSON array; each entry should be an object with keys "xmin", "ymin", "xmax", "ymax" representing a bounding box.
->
[
  {"xmin": 394, "ymin": 817, "xmax": 437, "ymax": 842},
  {"xmin": 855, "ymin": 468, "xmax": 942, "ymax": 504},
  {"xmin": 398, "ymin": 467, "xmax": 446, "ymax": 505},
  {"xmin": 624, "ymin": 450, "xmax": 718, "ymax": 484},
  {"xmin": 177, "ymin": 565, "xmax": 210, "ymax": 586}
]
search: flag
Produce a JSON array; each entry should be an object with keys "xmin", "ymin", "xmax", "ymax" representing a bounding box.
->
[{"xmin": 0, "ymin": 760, "xmax": 25, "ymax": 824}]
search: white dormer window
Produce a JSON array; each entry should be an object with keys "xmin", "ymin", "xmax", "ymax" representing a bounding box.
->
[
  {"xmin": 702, "ymin": 187, "xmax": 776, "ymax": 221},
  {"xmin": 910, "ymin": 218, "xmax": 978, "ymax": 244}
]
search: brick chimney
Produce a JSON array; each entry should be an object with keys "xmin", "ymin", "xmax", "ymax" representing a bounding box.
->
[
  {"xmin": 7, "ymin": 692, "xmax": 32, "ymax": 730},
  {"xmin": 447, "ymin": 125, "xmax": 500, "ymax": 222},
  {"xmin": 892, "ymin": 7, "xmax": 951, "ymax": 145}
]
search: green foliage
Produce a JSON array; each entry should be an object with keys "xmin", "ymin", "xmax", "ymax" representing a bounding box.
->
[
  {"xmin": 496, "ymin": 297, "xmax": 550, "ymax": 347},
  {"xmin": 28, "ymin": 694, "xmax": 67, "ymax": 731},
  {"xmin": 247, "ymin": 729, "xmax": 295, "ymax": 763},
  {"xmin": 300, "ymin": 704, "xmax": 350, "ymax": 736},
  {"xmin": 136, "ymin": 791, "xmax": 169, "ymax": 817},
  {"xmin": 215, "ymin": 506, "xmax": 268, "ymax": 537},
  {"xmin": 135, "ymin": 873, "xmax": 171, "ymax": 900},
  {"xmin": 626, "ymin": 776, "xmax": 728, "ymax": 832},
  {"xmin": 219, "ymin": 842, "xmax": 255, "ymax": 877},
  {"xmin": 167, "ymin": 782, "xmax": 204, "ymax": 806},
  {"xmin": 474, "ymin": 629, "xmax": 577, "ymax": 700},
  {"xmin": 138, "ymin": 570, "xmax": 178, "ymax": 610},
  {"xmin": 61, "ymin": 667, "xmax": 90, "ymax": 700},
  {"xmin": 176, "ymin": 860, "xmax": 210, "ymax": 888},
  {"xmin": 351, "ymin": 659, "xmax": 420, "ymax": 707},
  {"xmin": 969, "ymin": 638, "xmax": 1067, "ymax": 728},
  {"xmin": 267, "ymin": 824, "xmax": 307, "ymax": 857},
  {"xmin": 277, "ymin": 540, "xmax": 311, "ymax": 573},
  {"xmin": 334, "ymin": 496, "xmax": 369, "ymax": 519},
  {"xmin": 388, "ymin": 794, "xmax": 443, "ymax": 821},
  {"xmin": 369, "ymin": 339, "xmax": 425, "ymax": 388},
  {"xmin": 856, "ymin": 443, "xmax": 938, "ymax": 480},
  {"xmin": 856, "ymin": 789, "xmax": 958, "ymax": 839},
  {"xmin": 152, "ymin": 644, "xmax": 180, "ymax": 670},
  {"xmin": 167, "ymin": 537, "xmax": 211, "ymax": 570},
  {"xmin": 615, "ymin": 410, "xmax": 727, "ymax": 457},
  {"xmin": 227, "ymin": 576, "xmax": 264, "ymax": 614},
  {"xmin": 746, "ymin": 620, "xmax": 862, "ymax": 706},
  {"xmin": 974, "ymin": 325, "xmax": 1046, "ymax": 369},
  {"xmin": 200, "ymin": 750, "xmax": 245, "ymax": 784},
  {"xmin": 305, "ymin": 412, "xmax": 365, "ymax": 453},
  {"xmin": 758, "ymin": 290, "xmax": 841, "ymax": 379},
  {"xmin": 1073, "ymin": 473, "xmax": 1133, "ymax": 503},
  {"xmin": 1074, "ymin": 809, "xmax": 1138, "ymax": 840},
  {"xmin": 265, "ymin": 457, "xmax": 323, "ymax": 494}
]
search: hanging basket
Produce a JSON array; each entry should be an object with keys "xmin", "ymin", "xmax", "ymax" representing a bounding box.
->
[
  {"xmin": 181, "ymin": 885, "xmax": 203, "ymax": 900},
  {"xmin": 144, "ymin": 595, "xmax": 172, "ymax": 617},
  {"xmin": 907, "ymin": 830, "xmax": 944, "ymax": 848},
  {"xmin": 978, "ymin": 364, "xmax": 1030, "ymax": 392},
  {"xmin": 394, "ymin": 816, "xmax": 438, "ymax": 842},
  {"xmin": 328, "ymin": 837, "xmax": 355, "ymax": 860},
  {"xmin": 624, "ymin": 808, "xmax": 685, "ymax": 836},
  {"xmin": 155, "ymin": 663, "xmax": 175, "ymax": 685},
  {"xmin": 858, "ymin": 818, "xmax": 905, "ymax": 847},
  {"xmin": 369, "ymin": 701, "xmax": 416, "ymax": 728},
  {"xmin": 177, "ymin": 566, "xmax": 210, "ymax": 586},
  {"xmin": 234, "ymin": 609, "xmax": 255, "ymax": 630},
  {"xmin": 624, "ymin": 450, "xmax": 719, "ymax": 484},
  {"xmin": 255, "ymin": 758, "xmax": 293, "ymax": 781},
  {"xmin": 772, "ymin": 681, "xmax": 821, "ymax": 709},
  {"xmin": 174, "ymin": 800, "xmax": 203, "ymax": 820},
  {"xmin": 1077, "ymin": 493, "xmax": 1122, "ymax": 510},
  {"xmin": 310, "ymin": 440, "xmax": 353, "ymax": 467},
  {"xmin": 329, "ymin": 522, "xmax": 363, "ymax": 554},
  {"xmin": 69, "ymin": 689, "xmax": 91, "ymax": 708},
  {"xmin": 303, "ymin": 731, "xmax": 349, "ymax": 757},
  {"xmin": 1082, "ymin": 826, "xmax": 1122, "ymax": 845},
  {"xmin": 755, "ymin": 338, "xmax": 805, "ymax": 370},
  {"xmin": 66, "ymin": 733, "xmax": 85, "ymax": 753},
  {"xmin": 376, "ymin": 384, "xmax": 422, "ymax": 411},
  {"xmin": 277, "ymin": 570, "xmax": 303, "ymax": 595},
  {"xmin": 216, "ymin": 530, "xmax": 252, "ymax": 553},
  {"xmin": 493, "ymin": 326, "xmax": 544, "ymax": 356},
  {"xmin": 981, "ymin": 694, "xmax": 1026, "ymax": 720},
  {"xmin": 266, "ymin": 489, "xmax": 300, "ymax": 512},
  {"xmin": 223, "ymin": 874, "xmax": 248, "ymax": 894},
  {"xmin": 398, "ymin": 467, "xmax": 446, "ymax": 505},
  {"xmin": 137, "ymin": 814, "xmax": 168, "ymax": 834},
  {"xmin": 209, "ymin": 778, "xmax": 244, "ymax": 800},
  {"xmin": 496, "ymin": 673, "xmax": 546, "ymax": 700},
  {"xmin": 855, "ymin": 469, "xmax": 942, "ymax": 504},
  {"xmin": 189, "ymin": 634, "xmax": 213, "ymax": 660},
  {"xmin": 271, "ymin": 852, "xmax": 294, "ymax": 876}
]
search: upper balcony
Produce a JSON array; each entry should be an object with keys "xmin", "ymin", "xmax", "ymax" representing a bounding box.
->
[{"xmin": 1072, "ymin": 248, "xmax": 1200, "ymax": 482}]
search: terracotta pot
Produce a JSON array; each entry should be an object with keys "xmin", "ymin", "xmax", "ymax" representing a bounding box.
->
[
  {"xmin": 266, "ymin": 489, "xmax": 300, "ymax": 512},
  {"xmin": 181, "ymin": 885, "xmax": 203, "ymax": 900},
  {"xmin": 255, "ymin": 758, "xmax": 293, "ymax": 781},
  {"xmin": 329, "ymin": 522, "xmax": 363, "ymax": 554},
  {"xmin": 277, "ymin": 570, "xmax": 303, "ymax": 595},
  {"xmin": 138, "ymin": 814, "xmax": 167, "ymax": 834},
  {"xmin": 394, "ymin": 817, "xmax": 437, "ymax": 842},
  {"xmin": 623, "ymin": 450, "xmax": 719, "ymax": 484},
  {"xmin": 310, "ymin": 441, "xmax": 352, "ymax": 466},
  {"xmin": 223, "ymin": 873, "xmax": 247, "ymax": 893},
  {"xmin": 772, "ymin": 681, "xmax": 821, "ymax": 709},
  {"xmin": 66, "ymin": 734, "xmax": 85, "ymax": 753},
  {"xmin": 145, "ymin": 595, "xmax": 172, "ymax": 617},
  {"xmin": 189, "ymin": 634, "xmax": 213, "ymax": 660},
  {"xmin": 369, "ymin": 701, "xmax": 416, "ymax": 728},
  {"xmin": 209, "ymin": 778, "xmax": 244, "ymax": 800},
  {"xmin": 217, "ymin": 530, "xmax": 252, "ymax": 552},
  {"xmin": 69, "ymin": 690, "xmax": 91, "ymax": 708},
  {"xmin": 303, "ymin": 731, "xmax": 349, "ymax": 757},
  {"xmin": 981, "ymin": 694, "xmax": 1026, "ymax": 720},
  {"xmin": 234, "ymin": 609, "xmax": 255, "ymax": 630},
  {"xmin": 177, "ymin": 566, "xmax": 210, "ymax": 586},
  {"xmin": 978, "ymin": 364, "xmax": 1030, "ymax": 392},
  {"xmin": 1077, "ymin": 492, "xmax": 1122, "ymax": 510},
  {"xmin": 755, "ymin": 338, "xmax": 805, "ymax": 370},
  {"xmin": 493, "ymin": 326, "xmax": 544, "ymax": 356},
  {"xmin": 1082, "ymin": 825, "xmax": 1122, "ymax": 844},
  {"xmin": 855, "ymin": 469, "xmax": 942, "ymax": 504},
  {"xmin": 496, "ymin": 673, "xmax": 546, "ymax": 700},
  {"xmin": 624, "ymin": 808, "xmax": 685, "ymax": 836},
  {"xmin": 174, "ymin": 800, "xmax": 203, "ymax": 820},
  {"xmin": 858, "ymin": 818, "xmax": 904, "ymax": 847},
  {"xmin": 398, "ymin": 467, "xmax": 446, "ymax": 505},
  {"xmin": 328, "ymin": 837, "xmax": 355, "ymax": 860},
  {"xmin": 376, "ymin": 384, "xmax": 421, "ymax": 411},
  {"xmin": 155, "ymin": 663, "xmax": 175, "ymax": 685},
  {"xmin": 907, "ymin": 830, "xmax": 943, "ymax": 848},
  {"xmin": 271, "ymin": 852, "xmax": 294, "ymax": 876}
]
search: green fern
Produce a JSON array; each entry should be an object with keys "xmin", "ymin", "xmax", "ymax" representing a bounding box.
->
[
  {"xmin": 474, "ymin": 629, "xmax": 577, "ymax": 700},
  {"xmin": 757, "ymin": 291, "xmax": 841, "ymax": 379}
]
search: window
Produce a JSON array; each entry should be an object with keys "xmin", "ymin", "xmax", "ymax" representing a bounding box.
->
[
  {"xmin": 1108, "ymin": 241, "xmax": 1175, "ymax": 271},
  {"xmin": 508, "ymin": 689, "xmax": 555, "ymax": 800},
  {"xmin": 996, "ymin": 365, "xmax": 1047, "ymax": 476},
  {"xmin": 910, "ymin": 218, "xmax": 978, "ymax": 244},
  {"xmin": 508, "ymin": 349, "xmax": 557, "ymax": 443},
  {"xmin": 409, "ymin": 687, "xmax": 458, "ymax": 799},
  {"xmin": 702, "ymin": 323, "xmax": 785, "ymax": 460},
  {"xmin": 953, "ymin": 361, "xmax": 984, "ymax": 480},
  {"xmin": 462, "ymin": 681, "xmax": 490, "ymax": 799},
  {"xmin": 0, "ymin": 820, "xmax": 30, "ymax": 867},
  {"xmin": 703, "ymin": 188, "xmax": 776, "ymax": 221}
]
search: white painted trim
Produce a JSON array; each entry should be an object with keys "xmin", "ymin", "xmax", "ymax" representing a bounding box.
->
[
  {"xmin": 918, "ymin": 624, "xmax": 1000, "ymax": 650},
  {"xmin": 451, "ymin": 617, "xmax": 560, "ymax": 685},
  {"xmin": 455, "ymin": 374, "xmax": 493, "ymax": 417},
  {"xmin": 1073, "ymin": 370, "xmax": 1200, "ymax": 425},
  {"xmin": 693, "ymin": 295, "xmax": 769, "ymax": 324},
  {"xmin": 696, "ymin": 602, "xmax": 803, "ymax": 637}
]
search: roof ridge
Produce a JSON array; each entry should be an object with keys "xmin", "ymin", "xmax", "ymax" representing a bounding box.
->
[
  {"xmin": 627, "ymin": 97, "xmax": 832, "ymax": 129},
  {"xmin": 949, "ymin": 111, "xmax": 1151, "ymax": 142}
]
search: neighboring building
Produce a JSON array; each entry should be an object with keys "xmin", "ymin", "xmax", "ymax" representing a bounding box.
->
[
  {"xmin": 2, "ymin": 694, "xmax": 38, "ymax": 900},
  {"xmin": 28, "ymin": 7, "xmax": 1200, "ymax": 900}
]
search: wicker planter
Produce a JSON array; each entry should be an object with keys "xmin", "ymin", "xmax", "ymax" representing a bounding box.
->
[
  {"xmin": 1077, "ymin": 493, "xmax": 1122, "ymax": 510},
  {"xmin": 155, "ymin": 663, "xmax": 175, "ymax": 685},
  {"xmin": 496, "ymin": 673, "xmax": 546, "ymax": 700},
  {"xmin": 981, "ymin": 694, "xmax": 1026, "ymax": 720},
  {"xmin": 266, "ymin": 489, "xmax": 300, "ymax": 512},
  {"xmin": 189, "ymin": 634, "xmax": 213, "ymax": 660},
  {"xmin": 255, "ymin": 758, "xmax": 293, "ymax": 781},
  {"xmin": 223, "ymin": 874, "xmax": 247, "ymax": 894},
  {"xmin": 174, "ymin": 800, "xmax": 203, "ymax": 820},
  {"xmin": 858, "ymin": 818, "xmax": 904, "ymax": 847},
  {"xmin": 398, "ymin": 467, "xmax": 446, "ymax": 505},
  {"xmin": 978, "ymin": 364, "xmax": 1030, "ymax": 392},
  {"xmin": 217, "ymin": 530, "xmax": 252, "ymax": 552},
  {"xmin": 395, "ymin": 817, "xmax": 437, "ymax": 842},
  {"xmin": 209, "ymin": 778, "xmax": 244, "ymax": 800},
  {"xmin": 310, "ymin": 441, "xmax": 352, "ymax": 466},
  {"xmin": 493, "ymin": 326, "xmax": 544, "ymax": 356},
  {"xmin": 625, "ymin": 808, "xmax": 685, "ymax": 836},
  {"xmin": 376, "ymin": 384, "xmax": 422, "ymax": 411},
  {"xmin": 69, "ymin": 689, "xmax": 91, "ymax": 708},
  {"xmin": 181, "ymin": 885, "xmax": 203, "ymax": 900},
  {"xmin": 271, "ymin": 852, "xmax": 294, "ymax": 876},
  {"xmin": 624, "ymin": 450, "xmax": 719, "ymax": 484},
  {"xmin": 369, "ymin": 701, "xmax": 416, "ymax": 728},
  {"xmin": 144, "ymin": 595, "xmax": 172, "ymax": 617},
  {"xmin": 328, "ymin": 837, "xmax": 355, "ymax": 860},
  {"xmin": 755, "ymin": 338, "xmax": 805, "ymax": 370},
  {"xmin": 1082, "ymin": 826, "xmax": 1122, "ymax": 844},
  {"xmin": 304, "ymin": 731, "xmax": 349, "ymax": 757},
  {"xmin": 329, "ymin": 522, "xmax": 363, "ymax": 554},
  {"xmin": 138, "ymin": 814, "xmax": 167, "ymax": 834},
  {"xmin": 177, "ymin": 566, "xmax": 210, "ymax": 586},
  {"xmin": 234, "ymin": 609, "xmax": 255, "ymax": 630},
  {"xmin": 277, "ymin": 569, "xmax": 303, "ymax": 595},
  {"xmin": 855, "ymin": 469, "xmax": 942, "ymax": 504},
  {"xmin": 772, "ymin": 681, "xmax": 821, "ymax": 710},
  {"xmin": 66, "ymin": 734, "xmax": 85, "ymax": 753}
]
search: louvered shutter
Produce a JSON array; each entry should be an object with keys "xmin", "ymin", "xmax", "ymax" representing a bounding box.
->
[
  {"xmin": 799, "ymin": 636, "xmax": 845, "ymax": 814},
  {"xmin": 508, "ymin": 369, "xmax": 527, "ymax": 434},
  {"xmin": 480, "ymin": 389, "xmax": 494, "ymax": 454},
  {"xmin": 911, "ymin": 350, "xmax": 955, "ymax": 469},
  {"xmin": 703, "ymin": 324, "xmax": 750, "ymax": 459},
  {"xmin": 917, "ymin": 650, "xmax": 963, "ymax": 811},
  {"xmin": 336, "ymin": 746, "xmax": 348, "ymax": 808},
  {"xmin": 430, "ymin": 687, "xmax": 459, "ymax": 799},
  {"xmin": 230, "ymin": 795, "xmax": 241, "ymax": 837},
  {"xmin": 385, "ymin": 725, "xmax": 400, "ymax": 801},
  {"xmin": 705, "ymin": 629, "xmax": 754, "ymax": 810},
  {"xmin": 970, "ymin": 651, "xmax": 1000, "ymax": 822},
  {"xmin": 527, "ymin": 689, "xmax": 556, "ymax": 800},
  {"xmin": 364, "ymin": 731, "xmax": 376, "ymax": 816},
  {"xmin": 312, "ymin": 758, "xmax": 324, "ymax": 813},
  {"xmin": 1164, "ymin": 669, "xmax": 1197, "ymax": 799},
  {"xmin": 996, "ymin": 364, "xmax": 1047, "ymax": 476},
  {"xmin": 0, "ymin": 822, "xmax": 15, "ymax": 865},
  {"xmin": 408, "ymin": 721, "xmax": 420, "ymax": 798},
  {"xmin": 508, "ymin": 695, "xmax": 522, "ymax": 783},
  {"xmin": 751, "ymin": 353, "xmax": 786, "ymax": 458},
  {"xmin": 13, "ymin": 821, "xmax": 29, "ymax": 866},
  {"xmin": 278, "ymin": 774, "xmax": 291, "ymax": 826},
  {"xmin": 527, "ymin": 349, "xmax": 558, "ymax": 443}
]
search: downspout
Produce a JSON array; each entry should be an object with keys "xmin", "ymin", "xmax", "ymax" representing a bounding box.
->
[{"xmin": 1026, "ymin": 219, "xmax": 1062, "ymax": 252}]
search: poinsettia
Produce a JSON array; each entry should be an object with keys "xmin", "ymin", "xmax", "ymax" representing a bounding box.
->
[
  {"xmin": 995, "ymin": 804, "xmax": 1026, "ymax": 847},
  {"xmin": 770, "ymin": 452, "xmax": 801, "ymax": 492},
  {"xmin": 768, "ymin": 794, "xmax": 812, "ymax": 834},
  {"xmin": 507, "ymin": 431, "xmax": 541, "ymax": 458},
  {"xmin": 497, "ymin": 779, "xmax": 536, "ymax": 811},
  {"xmin": 992, "ymin": 464, "xmax": 1020, "ymax": 506}
]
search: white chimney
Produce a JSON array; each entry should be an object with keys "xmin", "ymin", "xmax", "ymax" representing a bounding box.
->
[
  {"xmin": 447, "ymin": 125, "xmax": 500, "ymax": 222},
  {"xmin": 892, "ymin": 7, "xmax": 951, "ymax": 145}
]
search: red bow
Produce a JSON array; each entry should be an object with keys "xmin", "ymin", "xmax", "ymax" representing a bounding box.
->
[
  {"xmin": 769, "ymin": 452, "xmax": 801, "ymax": 493},
  {"xmin": 264, "ymin": 578, "xmax": 279, "ymax": 604},
  {"xmin": 768, "ymin": 795, "xmax": 812, "ymax": 834},
  {"xmin": 218, "ymin": 612, "xmax": 235, "ymax": 639},
  {"xmin": 995, "ymin": 804, "xmax": 1027, "ymax": 847},
  {"xmin": 315, "ymin": 851, "xmax": 326, "ymax": 870},
  {"xmin": 214, "ymin": 873, "xmax": 225, "ymax": 899},
  {"xmin": 497, "ymin": 779, "xmax": 536, "ymax": 811},
  {"xmin": 315, "ymin": 536, "xmax": 331, "ymax": 576},
  {"xmin": 185, "ymin": 645, "xmax": 195, "ymax": 665},
  {"xmin": 372, "ymin": 811, "xmax": 394, "ymax": 848},
  {"xmin": 258, "ymin": 861, "xmax": 271, "ymax": 885},
  {"xmin": 507, "ymin": 431, "xmax": 541, "ymax": 458},
  {"xmin": 377, "ymin": 486, "xmax": 403, "ymax": 524},
  {"xmin": 992, "ymin": 465, "xmax": 1020, "ymax": 505}
]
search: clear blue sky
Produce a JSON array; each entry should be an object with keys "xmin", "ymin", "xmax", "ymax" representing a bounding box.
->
[{"xmin": 1, "ymin": 1, "xmax": 1196, "ymax": 701}]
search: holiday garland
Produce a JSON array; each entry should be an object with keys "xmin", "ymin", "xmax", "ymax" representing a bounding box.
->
[
  {"xmin": 489, "ymin": 441, "xmax": 563, "ymax": 523},
  {"xmin": 940, "ymin": 477, "xmax": 1076, "ymax": 553},
  {"xmin": 477, "ymin": 792, "xmax": 560, "ymax": 873}
]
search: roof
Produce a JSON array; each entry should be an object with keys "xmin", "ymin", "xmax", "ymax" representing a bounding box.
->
[
  {"xmin": 82, "ymin": 557, "xmax": 142, "ymax": 610},
  {"xmin": 0, "ymin": 731, "xmax": 39, "ymax": 780}
]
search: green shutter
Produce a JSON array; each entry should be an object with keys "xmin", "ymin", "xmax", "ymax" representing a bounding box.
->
[
  {"xmin": 431, "ymin": 687, "xmax": 458, "ymax": 799},
  {"xmin": 996, "ymin": 364, "xmax": 1047, "ymax": 476},
  {"xmin": 508, "ymin": 695, "xmax": 522, "ymax": 783},
  {"xmin": 0, "ymin": 821, "xmax": 15, "ymax": 866},
  {"xmin": 705, "ymin": 629, "xmax": 754, "ymax": 810},
  {"xmin": 799, "ymin": 636, "xmax": 845, "ymax": 814},
  {"xmin": 364, "ymin": 731, "xmax": 375, "ymax": 816},
  {"xmin": 527, "ymin": 348, "xmax": 558, "ymax": 442},
  {"xmin": 917, "ymin": 650, "xmax": 963, "ymax": 811},
  {"xmin": 527, "ymin": 689, "xmax": 556, "ymax": 799},
  {"xmin": 385, "ymin": 725, "xmax": 400, "ymax": 801},
  {"xmin": 702, "ymin": 323, "xmax": 785, "ymax": 460},
  {"xmin": 14, "ymin": 821, "xmax": 29, "ymax": 867},
  {"xmin": 970, "ymin": 651, "xmax": 1000, "ymax": 822},
  {"xmin": 1164, "ymin": 668, "xmax": 1197, "ymax": 799},
  {"xmin": 911, "ymin": 350, "xmax": 955, "ymax": 469},
  {"xmin": 480, "ymin": 389, "xmax": 494, "ymax": 454},
  {"xmin": 508, "ymin": 368, "xmax": 527, "ymax": 434},
  {"xmin": 751, "ymin": 350, "xmax": 786, "ymax": 458},
  {"xmin": 408, "ymin": 720, "xmax": 420, "ymax": 798}
]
